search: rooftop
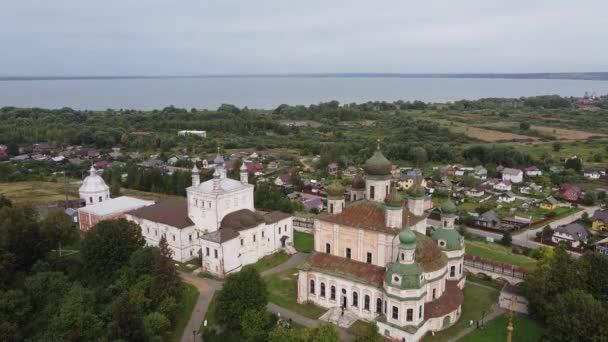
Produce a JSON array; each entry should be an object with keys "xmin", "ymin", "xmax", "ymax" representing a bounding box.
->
[
  {"xmin": 424, "ymin": 280, "xmax": 464, "ymax": 319},
  {"xmin": 592, "ymin": 210, "xmax": 608, "ymax": 223},
  {"xmin": 127, "ymin": 199, "xmax": 194, "ymax": 228},
  {"xmin": 300, "ymin": 252, "xmax": 385, "ymax": 287},
  {"xmin": 80, "ymin": 196, "xmax": 154, "ymax": 217}
]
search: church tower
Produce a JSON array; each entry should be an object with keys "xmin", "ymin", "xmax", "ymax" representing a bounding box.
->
[
  {"xmin": 397, "ymin": 226, "xmax": 417, "ymax": 264},
  {"xmin": 79, "ymin": 166, "xmax": 110, "ymax": 206},
  {"xmin": 191, "ymin": 164, "xmax": 200, "ymax": 187},
  {"xmin": 240, "ymin": 162, "xmax": 248, "ymax": 184},
  {"xmin": 326, "ymin": 182, "xmax": 345, "ymax": 215},
  {"xmin": 440, "ymin": 197, "xmax": 457, "ymax": 229},
  {"xmin": 384, "ymin": 187, "xmax": 403, "ymax": 229},
  {"xmin": 364, "ymin": 140, "xmax": 392, "ymax": 203},
  {"xmin": 407, "ymin": 174, "xmax": 426, "ymax": 217}
]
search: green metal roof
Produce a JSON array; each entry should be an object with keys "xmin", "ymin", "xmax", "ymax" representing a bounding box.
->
[
  {"xmin": 430, "ymin": 228, "xmax": 463, "ymax": 250},
  {"xmin": 384, "ymin": 262, "xmax": 424, "ymax": 290},
  {"xmin": 364, "ymin": 150, "xmax": 392, "ymax": 176}
]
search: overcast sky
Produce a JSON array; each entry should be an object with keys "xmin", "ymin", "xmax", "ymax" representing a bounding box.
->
[{"xmin": 1, "ymin": 0, "xmax": 606, "ymax": 75}]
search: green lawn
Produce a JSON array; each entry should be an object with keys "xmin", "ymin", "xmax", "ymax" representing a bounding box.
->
[
  {"xmin": 423, "ymin": 283, "xmax": 499, "ymax": 342},
  {"xmin": 170, "ymin": 283, "xmax": 200, "ymax": 342},
  {"xmin": 465, "ymin": 240, "xmax": 537, "ymax": 269},
  {"xmin": 200, "ymin": 293, "xmax": 219, "ymax": 331},
  {"xmin": 264, "ymin": 268, "xmax": 327, "ymax": 319},
  {"xmin": 465, "ymin": 275, "xmax": 503, "ymax": 291},
  {"xmin": 175, "ymin": 258, "xmax": 201, "ymax": 274},
  {"xmin": 251, "ymin": 251, "xmax": 290, "ymax": 273},
  {"xmin": 294, "ymin": 231, "xmax": 314, "ymax": 253},
  {"xmin": 459, "ymin": 313, "xmax": 543, "ymax": 342}
]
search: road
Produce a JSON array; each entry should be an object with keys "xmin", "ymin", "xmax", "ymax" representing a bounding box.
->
[{"xmin": 467, "ymin": 205, "xmax": 599, "ymax": 251}]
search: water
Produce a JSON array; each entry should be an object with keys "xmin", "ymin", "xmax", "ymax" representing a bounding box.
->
[{"xmin": 0, "ymin": 77, "xmax": 607, "ymax": 110}]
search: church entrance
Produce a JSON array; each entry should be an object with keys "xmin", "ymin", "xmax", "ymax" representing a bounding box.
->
[
  {"xmin": 281, "ymin": 235, "xmax": 288, "ymax": 247},
  {"xmin": 341, "ymin": 289, "xmax": 347, "ymax": 308}
]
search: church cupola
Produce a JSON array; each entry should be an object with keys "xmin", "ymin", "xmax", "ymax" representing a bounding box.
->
[
  {"xmin": 398, "ymin": 226, "xmax": 417, "ymax": 264},
  {"xmin": 79, "ymin": 165, "xmax": 110, "ymax": 206},
  {"xmin": 384, "ymin": 186, "xmax": 403, "ymax": 228},
  {"xmin": 350, "ymin": 174, "xmax": 366, "ymax": 201},
  {"xmin": 440, "ymin": 197, "xmax": 457, "ymax": 229},
  {"xmin": 364, "ymin": 140, "xmax": 392, "ymax": 203},
  {"xmin": 239, "ymin": 162, "xmax": 248, "ymax": 184},
  {"xmin": 326, "ymin": 182, "xmax": 345, "ymax": 214},
  {"xmin": 214, "ymin": 146, "xmax": 226, "ymax": 178},
  {"xmin": 212, "ymin": 167, "xmax": 221, "ymax": 191},
  {"xmin": 191, "ymin": 164, "xmax": 200, "ymax": 187},
  {"xmin": 407, "ymin": 174, "xmax": 426, "ymax": 216}
]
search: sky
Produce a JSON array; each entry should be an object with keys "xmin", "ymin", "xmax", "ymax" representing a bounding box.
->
[{"xmin": 1, "ymin": 0, "xmax": 607, "ymax": 75}]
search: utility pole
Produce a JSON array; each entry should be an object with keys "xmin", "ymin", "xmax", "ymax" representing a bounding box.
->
[{"xmin": 507, "ymin": 295, "xmax": 516, "ymax": 342}]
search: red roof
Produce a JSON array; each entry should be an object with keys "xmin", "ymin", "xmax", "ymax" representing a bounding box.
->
[
  {"xmin": 303, "ymin": 252, "xmax": 385, "ymax": 287},
  {"xmin": 424, "ymin": 280, "xmax": 464, "ymax": 319},
  {"xmin": 246, "ymin": 163, "xmax": 263, "ymax": 173}
]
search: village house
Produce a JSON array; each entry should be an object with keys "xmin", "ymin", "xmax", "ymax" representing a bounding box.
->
[
  {"xmin": 490, "ymin": 179, "xmax": 512, "ymax": 192},
  {"xmin": 591, "ymin": 210, "xmax": 608, "ymax": 232},
  {"xmin": 524, "ymin": 166, "xmax": 542, "ymax": 177},
  {"xmin": 275, "ymin": 173, "xmax": 291, "ymax": 187},
  {"xmin": 560, "ymin": 184, "xmax": 582, "ymax": 202},
  {"xmin": 583, "ymin": 167, "xmax": 605, "ymax": 180},
  {"xmin": 497, "ymin": 191, "xmax": 516, "ymax": 203},
  {"xmin": 552, "ymin": 223, "xmax": 588, "ymax": 248},
  {"xmin": 267, "ymin": 160, "xmax": 280, "ymax": 170},
  {"xmin": 304, "ymin": 197, "xmax": 324, "ymax": 212},
  {"xmin": 594, "ymin": 237, "xmax": 608, "ymax": 255},
  {"xmin": 344, "ymin": 166, "xmax": 358, "ymax": 178},
  {"xmin": 464, "ymin": 185, "xmax": 485, "ymax": 198},
  {"xmin": 502, "ymin": 168, "xmax": 523, "ymax": 184},
  {"xmin": 539, "ymin": 196, "xmax": 558, "ymax": 211},
  {"xmin": 0, "ymin": 145, "xmax": 7, "ymax": 160},
  {"xmin": 473, "ymin": 166, "xmax": 487, "ymax": 180},
  {"xmin": 177, "ymin": 130, "xmax": 207, "ymax": 138},
  {"xmin": 474, "ymin": 210, "xmax": 501, "ymax": 229},
  {"xmin": 327, "ymin": 163, "xmax": 339, "ymax": 176},
  {"xmin": 32, "ymin": 143, "xmax": 52, "ymax": 154},
  {"xmin": 395, "ymin": 174, "xmax": 427, "ymax": 190}
]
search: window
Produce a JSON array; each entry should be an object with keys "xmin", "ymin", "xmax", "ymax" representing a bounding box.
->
[
  {"xmin": 197, "ymin": 232, "xmax": 200, "ymax": 238},
  {"xmin": 370, "ymin": 186, "xmax": 375, "ymax": 199},
  {"xmin": 366, "ymin": 252, "xmax": 372, "ymax": 264},
  {"xmin": 253, "ymin": 234, "xmax": 256, "ymax": 242},
  {"xmin": 214, "ymin": 249, "xmax": 218, "ymax": 259},
  {"xmin": 326, "ymin": 243, "xmax": 331, "ymax": 254},
  {"xmin": 173, "ymin": 235, "xmax": 176, "ymax": 241},
  {"xmin": 146, "ymin": 227, "xmax": 149, "ymax": 234},
  {"xmin": 155, "ymin": 229, "xmax": 158, "ymax": 236},
  {"xmin": 406, "ymin": 309, "xmax": 413, "ymax": 322},
  {"xmin": 419, "ymin": 305, "xmax": 422, "ymax": 319},
  {"xmin": 346, "ymin": 248, "xmax": 351, "ymax": 259},
  {"xmin": 89, "ymin": 197, "xmax": 93, "ymax": 204},
  {"xmin": 262, "ymin": 231, "xmax": 265, "ymax": 238},
  {"xmin": 364, "ymin": 295, "xmax": 370, "ymax": 310},
  {"xmin": 352, "ymin": 292, "xmax": 358, "ymax": 307},
  {"xmin": 459, "ymin": 263, "xmax": 462, "ymax": 274},
  {"xmin": 401, "ymin": 253, "xmax": 404, "ymax": 261},
  {"xmin": 320, "ymin": 283, "xmax": 326, "ymax": 297},
  {"xmin": 376, "ymin": 298, "xmax": 382, "ymax": 313},
  {"xmin": 310, "ymin": 280, "xmax": 315, "ymax": 294},
  {"xmin": 99, "ymin": 196, "xmax": 102, "ymax": 202},
  {"xmin": 385, "ymin": 185, "xmax": 389, "ymax": 196},
  {"xmin": 330, "ymin": 286, "xmax": 336, "ymax": 300},
  {"xmin": 450, "ymin": 266, "xmax": 455, "ymax": 277},
  {"xmin": 330, "ymin": 203, "xmax": 334, "ymax": 214},
  {"xmin": 206, "ymin": 247, "xmax": 209, "ymax": 256},
  {"xmin": 279, "ymin": 227, "xmax": 282, "ymax": 234},
  {"xmin": 190, "ymin": 250, "xmax": 193, "ymax": 256},
  {"xmin": 393, "ymin": 276, "xmax": 400, "ymax": 283},
  {"xmin": 241, "ymin": 239, "xmax": 244, "ymax": 246},
  {"xmin": 444, "ymin": 220, "xmax": 447, "ymax": 227},
  {"xmin": 432, "ymin": 288, "xmax": 436, "ymax": 299},
  {"xmin": 189, "ymin": 234, "xmax": 192, "ymax": 241},
  {"xmin": 392, "ymin": 306, "xmax": 399, "ymax": 320}
]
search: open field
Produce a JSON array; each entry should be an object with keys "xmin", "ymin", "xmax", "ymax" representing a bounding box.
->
[
  {"xmin": 465, "ymin": 240, "xmax": 537, "ymax": 269},
  {"xmin": 459, "ymin": 313, "xmax": 543, "ymax": 342},
  {"xmin": 532, "ymin": 125, "xmax": 606, "ymax": 141},
  {"xmin": 423, "ymin": 283, "xmax": 499, "ymax": 342},
  {"xmin": 438, "ymin": 120, "xmax": 537, "ymax": 142}
]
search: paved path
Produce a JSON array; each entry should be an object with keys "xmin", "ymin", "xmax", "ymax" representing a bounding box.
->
[
  {"xmin": 179, "ymin": 272, "xmax": 222, "ymax": 342},
  {"xmin": 261, "ymin": 252, "xmax": 308, "ymax": 277},
  {"xmin": 447, "ymin": 304, "xmax": 506, "ymax": 342}
]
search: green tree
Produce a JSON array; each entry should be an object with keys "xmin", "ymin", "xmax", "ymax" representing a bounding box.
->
[
  {"xmin": 309, "ymin": 324, "xmax": 340, "ymax": 342},
  {"xmin": 40, "ymin": 209, "xmax": 79, "ymax": 256},
  {"xmin": 0, "ymin": 206, "xmax": 49, "ymax": 275},
  {"xmin": 353, "ymin": 322, "xmax": 382, "ymax": 342},
  {"xmin": 565, "ymin": 156, "xmax": 582, "ymax": 171},
  {"xmin": 0, "ymin": 195, "xmax": 12, "ymax": 209},
  {"xmin": 0, "ymin": 289, "xmax": 31, "ymax": 341},
  {"xmin": 151, "ymin": 236, "xmax": 180, "ymax": 306},
  {"xmin": 582, "ymin": 191, "xmax": 597, "ymax": 206},
  {"xmin": 580, "ymin": 252, "xmax": 608, "ymax": 305},
  {"xmin": 216, "ymin": 266, "xmax": 267, "ymax": 329},
  {"xmin": 500, "ymin": 231, "xmax": 512, "ymax": 246},
  {"xmin": 144, "ymin": 312, "xmax": 170, "ymax": 338},
  {"xmin": 108, "ymin": 292, "xmax": 149, "ymax": 342},
  {"xmin": 81, "ymin": 219, "xmax": 145, "ymax": 283},
  {"xmin": 241, "ymin": 308, "xmax": 271, "ymax": 341},
  {"xmin": 268, "ymin": 325, "xmax": 309, "ymax": 342},
  {"xmin": 519, "ymin": 121, "xmax": 530, "ymax": 130},
  {"xmin": 552, "ymin": 141, "xmax": 562, "ymax": 152},
  {"xmin": 46, "ymin": 284, "xmax": 103, "ymax": 341},
  {"xmin": 545, "ymin": 289, "xmax": 608, "ymax": 342}
]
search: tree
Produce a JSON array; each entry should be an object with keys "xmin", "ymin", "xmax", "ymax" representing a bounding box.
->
[
  {"xmin": 241, "ymin": 309, "xmax": 271, "ymax": 341},
  {"xmin": 216, "ymin": 266, "xmax": 267, "ymax": 329},
  {"xmin": 268, "ymin": 325, "xmax": 309, "ymax": 342},
  {"xmin": 412, "ymin": 146, "xmax": 427, "ymax": 168},
  {"xmin": 519, "ymin": 121, "xmax": 530, "ymax": 130},
  {"xmin": 309, "ymin": 324, "xmax": 340, "ymax": 342},
  {"xmin": 151, "ymin": 236, "xmax": 180, "ymax": 306},
  {"xmin": 565, "ymin": 156, "xmax": 582, "ymax": 171},
  {"xmin": 46, "ymin": 284, "xmax": 103, "ymax": 341},
  {"xmin": 545, "ymin": 289, "xmax": 608, "ymax": 342},
  {"xmin": 144, "ymin": 312, "xmax": 170, "ymax": 338},
  {"xmin": 0, "ymin": 195, "xmax": 12, "ymax": 209},
  {"xmin": 552, "ymin": 141, "xmax": 562, "ymax": 152},
  {"xmin": 540, "ymin": 225, "xmax": 553, "ymax": 242},
  {"xmin": 40, "ymin": 209, "xmax": 79, "ymax": 256},
  {"xmin": 500, "ymin": 231, "xmax": 512, "ymax": 246},
  {"xmin": 582, "ymin": 191, "xmax": 597, "ymax": 206},
  {"xmin": 0, "ymin": 206, "xmax": 49, "ymax": 275},
  {"xmin": 580, "ymin": 252, "xmax": 608, "ymax": 305},
  {"xmin": 353, "ymin": 321, "xmax": 382, "ymax": 342},
  {"xmin": 108, "ymin": 292, "xmax": 149, "ymax": 342},
  {"xmin": 0, "ymin": 289, "xmax": 31, "ymax": 341},
  {"xmin": 81, "ymin": 219, "xmax": 145, "ymax": 283}
]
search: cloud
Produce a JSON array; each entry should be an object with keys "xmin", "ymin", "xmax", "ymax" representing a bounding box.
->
[{"xmin": 0, "ymin": 0, "xmax": 606, "ymax": 75}]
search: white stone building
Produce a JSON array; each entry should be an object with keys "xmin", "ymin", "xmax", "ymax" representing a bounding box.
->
[
  {"xmin": 126, "ymin": 151, "xmax": 293, "ymax": 276},
  {"xmin": 297, "ymin": 145, "xmax": 465, "ymax": 341},
  {"xmin": 502, "ymin": 168, "xmax": 523, "ymax": 184},
  {"xmin": 79, "ymin": 166, "xmax": 110, "ymax": 206}
]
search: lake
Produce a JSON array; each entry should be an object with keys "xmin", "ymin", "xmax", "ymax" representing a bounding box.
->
[{"xmin": 1, "ymin": 77, "xmax": 607, "ymax": 110}]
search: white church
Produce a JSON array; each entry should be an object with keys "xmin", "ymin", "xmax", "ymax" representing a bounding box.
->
[{"xmin": 125, "ymin": 150, "xmax": 293, "ymax": 277}]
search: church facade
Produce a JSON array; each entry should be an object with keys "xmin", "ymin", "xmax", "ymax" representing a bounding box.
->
[
  {"xmin": 125, "ymin": 151, "xmax": 293, "ymax": 276},
  {"xmin": 297, "ymin": 146, "xmax": 465, "ymax": 341}
]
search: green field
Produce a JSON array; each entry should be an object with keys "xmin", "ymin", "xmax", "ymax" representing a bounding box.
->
[
  {"xmin": 171, "ymin": 283, "xmax": 200, "ymax": 342},
  {"xmin": 465, "ymin": 240, "xmax": 537, "ymax": 269},
  {"xmin": 294, "ymin": 231, "xmax": 314, "ymax": 253},
  {"xmin": 424, "ymin": 283, "xmax": 500, "ymax": 342},
  {"xmin": 252, "ymin": 251, "xmax": 290, "ymax": 273},
  {"xmin": 264, "ymin": 268, "xmax": 327, "ymax": 319},
  {"xmin": 465, "ymin": 275, "xmax": 503, "ymax": 291},
  {"xmin": 459, "ymin": 313, "xmax": 543, "ymax": 342}
]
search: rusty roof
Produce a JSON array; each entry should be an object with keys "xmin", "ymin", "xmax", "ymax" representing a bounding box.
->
[
  {"xmin": 262, "ymin": 211, "xmax": 292, "ymax": 224},
  {"xmin": 127, "ymin": 199, "xmax": 194, "ymax": 228},
  {"xmin": 202, "ymin": 228, "xmax": 240, "ymax": 243},
  {"xmin": 424, "ymin": 280, "xmax": 464, "ymax": 319},
  {"xmin": 318, "ymin": 201, "xmax": 425, "ymax": 234},
  {"xmin": 414, "ymin": 232, "xmax": 448, "ymax": 272},
  {"xmin": 301, "ymin": 252, "xmax": 386, "ymax": 287},
  {"xmin": 220, "ymin": 209, "xmax": 265, "ymax": 231}
]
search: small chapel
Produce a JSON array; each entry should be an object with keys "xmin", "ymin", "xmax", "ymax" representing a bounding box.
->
[{"xmin": 297, "ymin": 143, "xmax": 465, "ymax": 341}]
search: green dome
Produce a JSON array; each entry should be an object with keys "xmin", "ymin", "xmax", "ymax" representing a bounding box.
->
[
  {"xmin": 441, "ymin": 198, "xmax": 457, "ymax": 215},
  {"xmin": 364, "ymin": 150, "xmax": 392, "ymax": 176},
  {"xmin": 407, "ymin": 181, "xmax": 425, "ymax": 199},
  {"xmin": 351, "ymin": 174, "xmax": 366, "ymax": 189},
  {"xmin": 384, "ymin": 188, "xmax": 404, "ymax": 208},
  {"xmin": 399, "ymin": 227, "xmax": 417, "ymax": 250},
  {"xmin": 431, "ymin": 228, "xmax": 463, "ymax": 250},
  {"xmin": 326, "ymin": 182, "xmax": 345, "ymax": 198}
]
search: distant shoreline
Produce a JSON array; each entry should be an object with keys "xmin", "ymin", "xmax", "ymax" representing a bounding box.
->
[{"xmin": 1, "ymin": 72, "xmax": 608, "ymax": 81}]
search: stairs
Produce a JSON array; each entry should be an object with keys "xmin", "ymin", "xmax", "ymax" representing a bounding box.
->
[{"xmin": 319, "ymin": 307, "xmax": 358, "ymax": 328}]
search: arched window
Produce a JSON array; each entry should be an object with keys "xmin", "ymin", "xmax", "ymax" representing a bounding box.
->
[
  {"xmin": 459, "ymin": 263, "xmax": 462, "ymax": 274},
  {"xmin": 310, "ymin": 280, "xmax": 315, "ymax": 294},
  {"xmin": 364, "ymin": 295, "xmax": 370, "ymax": 310},
  {"xmin": 444, "ymin": 220, "xmax": 447, "ymax": 227},
  {"xmin": 320, "ymin": 283, "xmax": 326, "ymax": 297},
  {"xmin": 326, "ymin": 243, "xmax": 331, "ymax": 254},
  {"xmin": 401, "ymin": 253, "xmax": 404, "ymax": 261},
  {"xmin": 330, "ymin": 203, "xmax": 334, "ymax": 213},
  {"xmin": 432, "ymin": 288, "xmax": 437, "ymax": 299},
  {"xmin": 99, "ymin": 196, "xmax": 102, "ymax": 202},
  {"xmin": 352, "ymin": 292, "xmax": 358, "ymax": 307},
  {"xmin": 330, "ymin": 286, "xmax": 336, "ymax": 300},
  {"xmin": 376, "ymin": 298, "xmax": 382, "ymax": 313},
  {"xmin": 370, "ymin": 186, "xmax": 375, "ymax": 199},
  {"xmin": 89, "ymin": 197, "xmax": 93, "ymax": 204}
]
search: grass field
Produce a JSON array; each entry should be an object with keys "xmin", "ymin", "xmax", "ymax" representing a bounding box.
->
[
  {"xmin": 459, "ymin": 313, "xmax": 543, "ymax": 342},
  {"xmin": 465, "ymin": 275, "xmax": 503, "ymax": 291},
  {"xmin": 423, "ymin": 283, "xmax": 499, "ymax": 342},
  {"xmin": 264, "ymin": 268, "xmax": 327, "ymax": 319},
  {"xmin": 252, "ymin": 251, "xmax": 290, "ymax": 273},
  {"xmin": 465, "ymin": 240, "xmax": 537, "ymax": 269},
  {"xmin": 294, "ymin": 231, "xmax": 314, "ymax": 253},
  {"xmin": 171, "ymin": 283, "xmax": 200, "ymax": 342}
]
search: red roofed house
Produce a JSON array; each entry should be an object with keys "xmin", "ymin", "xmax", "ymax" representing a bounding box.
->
[
  {"xmin": 246, "ymin": 162, "xmax": 263, "ymax": 174},
  {"xmin": 524, "ymin": 166, "xmax": 542, "ymax": 177},
  {"xmin": 560, "ymin": 184, "xmax": 582, "ymax": 202},
  {"xmin": 32, "ymin": 143, "xmax": 52, "ymax": 154},
  {"xmin": 297, "ymin": 145, "xmax": 465, "ymax": 341},
  {"xmin": 0, "ymin": 145, "xmax": 7, "ymax": 160}
]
